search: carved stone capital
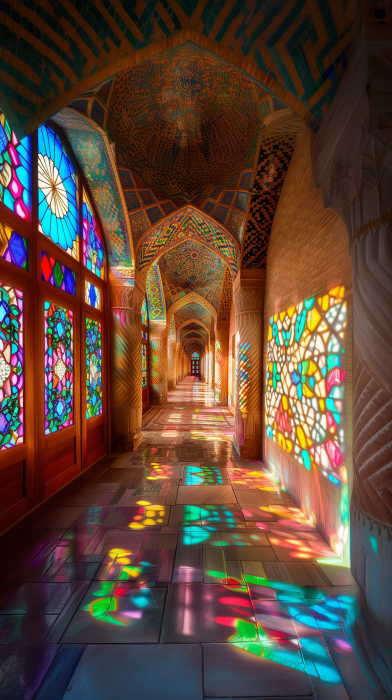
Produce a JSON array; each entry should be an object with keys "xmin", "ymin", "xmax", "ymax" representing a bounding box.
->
[
  {"xmin": 234, "ymin": 285, "xmax": 264, "ymax": 313},
  {"xmin": 110, "ymin": 276, "xmax": 145, "ymax": 312}
]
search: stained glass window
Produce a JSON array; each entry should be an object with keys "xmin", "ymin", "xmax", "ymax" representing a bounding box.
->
[
  {"xmin": 142, "ymin": 343, "xmax": 147, "ymax": 387},
  {"xmin": 141, "ymin": 298, "xmax": 148, "ymax": 325},
  {"xmin": 44, "ymin": 302, "xmax": 73, "ymax": 434},
  {"xmin": 0, "ymin": 111, "xmax": 31, "ymax": 221},
  {"xmin": 266, "ymin": 287, "xmax": 347, "ymax": 482},
  {"xmin": 0, "ymin": 223, "xmax": 28, "ymax": 270},
  {"xmin": 85, "ymin": 281, "xmax": 101, "ymax": 309},
  {"xmin": 83, "ymin": 190, "xmax": 104, "ymax": 279},
  {"xmin": 38, "ymin": 124, "xmax": 79, "ymax": 259},
  {"xmin": 41, "ymin": 252, "xmax": 76, "ymax": 296},
  {"xmin": 86, "ymin": 318, "xmax": 102, "ymax": 418},
  {"xmin": 0, "ymin": 284, "xmax": 23, "ymax": 449}
]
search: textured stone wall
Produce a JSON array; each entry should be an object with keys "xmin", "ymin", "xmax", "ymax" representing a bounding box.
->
[{"xmin": 263, "ymin": 127, "xmax": 353, "ymax": 559}]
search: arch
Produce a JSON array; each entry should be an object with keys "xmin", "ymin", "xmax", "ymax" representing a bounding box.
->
[
  {"xmin": 168, "ymin": 292, "xmax": 217, "ymax": 322},
  {"xmin": 146, "ymin": 263, "xmax": 165, "ymax": 321},
  {"xmin": 182, "ymin": 329, "xmax": 207, "ymax": 343},
  {"xmin": 185, "ymin": 339, "xmax": 205, "ymax": 353},
  {"xmin": 137, "ymin": 206, "xmax": 239, "ymax": 280},
  {"xmin": 53, "ymin": 110, "xmax": 134, "ymax": 269},
  {"xmin": 177, "ymin": 319, "xmax": 210, "ymax": 335},
  {"xmin": 13, "ymin": 25, "xmax": 346, "ymax": 138}
]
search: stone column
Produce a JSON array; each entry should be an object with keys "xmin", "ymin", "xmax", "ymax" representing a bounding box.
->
[
  {"xmin": 167, "ymin": 337, "xmax": 177, "ymax": 390},
  {"xmin": 233, "ymin": 276, "xmax": 264, "ymax": 459},
  {"xmin": 149, "ymin": 321, "xmax": 168, "ymax": 404},
  {"xmin": 208, "ymin": 342, "xmax": 215, "ymax": 388},
  {"xmin": 110, "ymin": 278, "xmax": 144, "ymax": 451},
  {"xmin": 215, "ymin": 322, "xmax": 229, "ymax": 405},
  {"xmin": 312, "ymin": 34, "xmax": 392, "ymax": 635}
]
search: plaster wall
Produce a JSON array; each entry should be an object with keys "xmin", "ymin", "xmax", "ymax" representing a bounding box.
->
[{"xmin": 263, "ymin": 127, "xmax": 353, "ymax": 562}]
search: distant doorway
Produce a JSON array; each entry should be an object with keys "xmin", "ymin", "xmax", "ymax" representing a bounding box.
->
[{"xmin": 191, "ymin": 351, "xmax": 200, "ymax": 376}]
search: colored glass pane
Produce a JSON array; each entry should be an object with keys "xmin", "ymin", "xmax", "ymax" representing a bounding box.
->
[
  {"xmin": 41, "ymin": 251, "xmax": 76, "ymax": 296},
  {"xmin": 0, "ymin": 284, "xmax": 23, "ymax": 449},
  {"xmin": 265, "ymin": 287, "xmax": 348, "ymax": 559},
  {"xmin": 38, "ymin": 124, "xmax": 79, "ymax": 259},
  {"xmin": 141, "ymin": 298, "xmax": 148, "ymax": 325},
  {"xmin": 82, "ymin": 190, "xmax": 105, "ymax": 279},
  {"xmin": 142, "ymin": 343, "xmax": 147, "ymax": 387},
  {"xmin": 0, "ymin": 223, "xmax": 28, "ymax": 270},
  {"xmin": 86, "ymin": 318, "xmax": 102, "ymax": 418},
  {"xmin": 85, "ymin": 281, "xmax": 101, "ymax": 309},
  {"xmin": 0, "ymin": 111, "xmax": 31, "ymax": 221},
  {"xmin": 44, "ymin": 302, "xmax": 73, "ymax": 434}
]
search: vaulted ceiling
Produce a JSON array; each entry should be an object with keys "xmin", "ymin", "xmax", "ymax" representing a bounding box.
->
[{"xmin": 107, "ymin": 45, "xmax": 260, "ymax": 200}]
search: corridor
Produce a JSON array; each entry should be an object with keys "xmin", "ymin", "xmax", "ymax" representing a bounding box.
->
[{"xmin": 0, "ymin": 380, "xmax": 386, "ymax": 700}]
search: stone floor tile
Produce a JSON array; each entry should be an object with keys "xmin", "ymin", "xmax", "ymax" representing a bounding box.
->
[
  {"xmin": 62, "ymin": 644, "xmax": 203, "ymax": 700},
  {"xmin": 0, "ymin": 614, "xmax": 57, "ymax": 643},
  {"xmin": 0, "ymin": 644, "xmax": 59, "ymax": 700},
  {"xmin": 203, "ymin": 642, "xmax": 312, "ymax": 697}
]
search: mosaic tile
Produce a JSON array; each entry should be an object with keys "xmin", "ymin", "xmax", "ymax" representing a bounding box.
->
[
  {"xmin": 107, "ymin": 45, "xmax": 260, "ymax": 200},
  {"xmin": 234, "ymin": 192, "xmax": 249, "ymax": 211},
  {"xmin": 124, "ymin": 191, "xmax": 140, "ymax": 211},
  {"xmin": 146, "ymin": 205, "xmax": 163, "ymax": 224}
]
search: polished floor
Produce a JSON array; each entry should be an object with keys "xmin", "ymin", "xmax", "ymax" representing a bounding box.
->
[{"xmin": 0, "ymin": 379, "xmax": 388, "ymax": 699}]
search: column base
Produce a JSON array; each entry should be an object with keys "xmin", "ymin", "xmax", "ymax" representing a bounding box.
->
[
  {"xmin": 167, "ymin": 379, "xmax": 176, "ymax": 390},
  {"xmin": 112, "ymin": 429, "xmax": 143, "ymax": 452},
  {"xmin": 234, "ymin": 436, "xmax": 261, "ymax": 460},
  {"xmin": 234, "ymin": 409, "xmax": 262, "ymax": 460},
  {"xmin": 150, "ymin": 384, "xmax": 168, "ymax": 404}
]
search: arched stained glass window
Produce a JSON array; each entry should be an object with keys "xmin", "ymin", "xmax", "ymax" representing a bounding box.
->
[
  {"xmin": 0, "ymin": 111, "xmax": 31, "ymax": 221},
  {"xmin": 0, "ymin": 284, "xmax": 24, "ymax": 449},
  {"xmin": 82, "ymin": 189, "xmax": 104, "ymax": 279},
  {"xmin": 38, "ymin": 124, "xmax": 79, "ymax": 259},
  {"xmin": 86, "ymin": 318, "xmax": 102, "ymax": 418},
  {"xmin": 44, "ymin": 302, "xmax": 74, "ymax": 434},
  {"xmin": 141, "ymin": 299, "xmax": 148, "ymax": 325},
  {"xmin": 191, "ymin": 352, "xmax": 199, "ymax": 358}
]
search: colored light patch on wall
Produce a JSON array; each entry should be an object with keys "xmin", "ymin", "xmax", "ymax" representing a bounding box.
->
[
  {"xmin": 44, "ymin": 302, "xmax": 74, "ymax": 434},
  {"xmin": 38, "ymin": 124, "xmax": 79, "ymax": 259},
  {"xmin": 142, "ymin": 343, "xmax": 147, "ymax": 387},
  {"xmin": 86, "ymin": 318, "xmax": 102, "ymax": 418},
  {"xmin": 82, "ymin": 189, "xmax": 105, "ymax": 279},
  {"xmin": 265, "ymin": 288, "xmax": 348, "ymax": 559},
  {"xmin": 141, "ymin": 299, "xmax": 148, "ymax": 325},
  {"xmin": 41, "ymin": 251, "xmax": 76, "ymax": 296},
  {"xmin": 0, "ymin": 223, "xmax": 28, "ymax": 270},
  {"xmin": 0, "ymin": 284, "xmax": 24, "ymax": 449},
  {"xmin": 0, "ymin": 111, "xmax": 31, "ymax": 221},
  {"xmin": 85, "ymin": 281, "xmax": 101, "ymax": 310}
]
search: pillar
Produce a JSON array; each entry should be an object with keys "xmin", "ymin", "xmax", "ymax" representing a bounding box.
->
[
  {"xmin": 167, "ymin": 337, "xmax": 177, "ymax": 390},
  {"xmin": 215, "ymin": 322, "xmax": 229, "ymax": 405},
  {"xmin": 233, "ymin": 276, "xmax": 264, "ymax": 459},
  {"xmin": 149, "ymin": 321, "xmax": 168, "ymax": 404},
  {"xmin": 208, "ymin": 342, "xmax": 214, "ymax": 387},
  {"xmin": 110, "ymin": 279, "xmax": 144, "ymax": 451},
  {"xmin": 313, "ymin": 33, "xmax": 392, "ymax": 635}
]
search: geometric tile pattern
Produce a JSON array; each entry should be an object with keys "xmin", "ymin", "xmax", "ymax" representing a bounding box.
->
[
  {"xmin": 3, "ymin": 4, "xmax": 360, "ymax": 136},
  {"xmin": 146, "ymin": 263, "xmax": 165, "ymax": 321},
  {"xmin": 107, "ymin": 44, "xmax": 260, "ymax": 200},
  {"xmin": 137, "ymin": 207, "xmax": 239, "ymax": 279},
  {"xmin": 242, "ymin": 121, "xmax": 304, "ymax": 269},
  {"xmin": 53, "ymin": 109, "xmax": 133, "ymax": 267},
  {"xmin": 217, "ymin": 268, "xmax": 232, "ymax": 322}
]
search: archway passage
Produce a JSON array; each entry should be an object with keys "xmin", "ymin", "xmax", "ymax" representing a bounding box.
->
[{"xmin": 191, "ymin": 351, "xmax": 200, "ymax": 376}]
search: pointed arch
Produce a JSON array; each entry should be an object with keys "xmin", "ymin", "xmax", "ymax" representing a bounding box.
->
[
  {"xmin": 137, "ymin": 206, "xmax": 239, "ymax": 280},
  {"xmin": 177, "ymin": 319, "xmax": 210, "ymax": 335},
  {"xmin": 168, "ymin": 291, "xmax": 216, "ymax": 322}
]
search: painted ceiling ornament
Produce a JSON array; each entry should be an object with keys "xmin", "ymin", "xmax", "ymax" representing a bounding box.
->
[{"xmin": 107, "ymin": 44, "xmax": 260, "ymax": 200}]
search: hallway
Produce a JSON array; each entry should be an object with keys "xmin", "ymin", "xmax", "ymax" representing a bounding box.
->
[{"xmin": 0, "ymin": 380, "xmax": 387, "ymax": 700}]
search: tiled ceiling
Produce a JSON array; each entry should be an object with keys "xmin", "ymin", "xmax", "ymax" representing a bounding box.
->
[{"xmin": 107, "ymin": 44, "xmax": 260, "ymax": 200}]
